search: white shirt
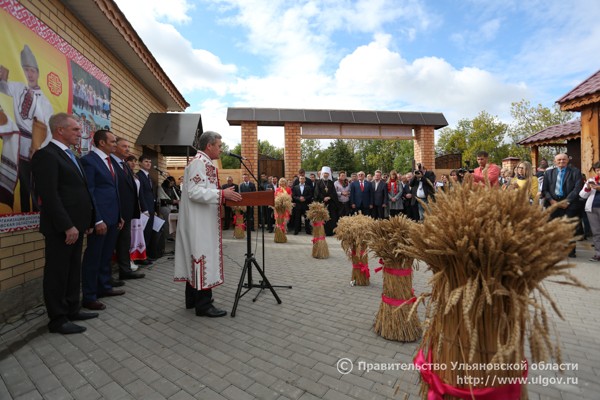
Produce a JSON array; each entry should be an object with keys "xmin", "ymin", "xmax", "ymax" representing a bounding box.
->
[{"xmin": 92, "ymin": 147, "xmax": 112, "ymax": 174}]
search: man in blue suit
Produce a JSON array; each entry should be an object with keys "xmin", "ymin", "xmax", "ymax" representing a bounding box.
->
[
  {"xmin": 350, "ymin": 171, "xmax": 373, "ymax": 216},
  {"xmin": 80, "ymin": 130, "xmax": 124, "ymax": 310}
]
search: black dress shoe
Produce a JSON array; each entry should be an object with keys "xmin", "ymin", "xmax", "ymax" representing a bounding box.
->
[
  {"xmin": 293, "ymin": 231, "xmax": 299, "ymax": 235},
  {"xmin": 98, "ymin": 289, "xmax": 125, "ymax": 297},
  {"xmin": 120, "ymin": 272, "xmax": 145, "ymax": 280},
  {"xmin": 49, "ymin": 321, "xmax": 86, "ymax": 334},
  {"xmin": 135, "ymin": 260, "xmax": 152, "ymax": 266},
  {"xmin": 196, "ymin": 305, "xmax": 227, "ymax": 318},
  {"xmin": 68, "ymin": 312, "xmax": 99, "ymax": 321},
  {"xmin": 186, "ymin": 298, "xmax": 213, "ymax": 309},
  {"xmin": 110, "ymin": 278, "xmax": 125, "ymax": 287},
  {"xmin": 82, "ymin": 300, "xmax": 106, "ymax": 310}
]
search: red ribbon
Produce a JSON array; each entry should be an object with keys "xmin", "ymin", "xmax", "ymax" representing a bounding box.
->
[
  {"xmin": 276, "ymin": 223, "xmax": 287, "ymax": 232},
  {"xmin": 352, "ymin": 262, "xmax": 370, "ymax": 278},
  {"xmin": 312, "ymin": 236, "xmax": 326, "ymax": 244},
  {"xmin": 233, "ymin": 215, "xmax": 246, "ymax": 231},
  {"xmin": 312, "ymin": 221, "xmax": 325, "ymax": 227},
  {"xmin": 375, "ymin": 259, "xmax": 412, "ymax": 276},
  {"xmin": 413, "ymin": 349, "xmax": 528, "ymax": 400},
  {"xmin": 381, "ymin": 294, "xmax": 416, "ymax": 307}
]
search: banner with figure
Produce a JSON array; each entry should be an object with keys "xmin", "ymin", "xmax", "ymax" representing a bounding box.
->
[{"xmin": 0, "ymin": 0, "xmax": 111, "ymax": 231}]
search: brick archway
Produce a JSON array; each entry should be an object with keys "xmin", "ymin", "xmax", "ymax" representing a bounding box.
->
[{"xmin": 227, "ymin": 108, "xmax": 447, "ymax": 180}]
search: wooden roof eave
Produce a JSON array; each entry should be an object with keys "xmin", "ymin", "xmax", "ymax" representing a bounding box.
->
[
  {"xmin": 518, "ymin": 135, "xmax": 580, "ymax": 148},
  {"xmin": 559, "ymin": 92, "xmax": 600, "ymax": 111}
]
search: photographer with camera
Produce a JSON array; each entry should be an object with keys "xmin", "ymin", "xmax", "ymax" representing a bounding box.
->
[{"xmin": 409, "ymin": 164, "xmax": 436, "ymax": 221}]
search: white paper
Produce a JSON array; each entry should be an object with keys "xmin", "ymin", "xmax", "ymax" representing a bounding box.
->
[
  {"xmin": 140, "ymin": 212, "xmax": 149, "ymax": 230},
  {"xmin": 153, "ymin": 216, "xmax": 165, "ymax": 232}
]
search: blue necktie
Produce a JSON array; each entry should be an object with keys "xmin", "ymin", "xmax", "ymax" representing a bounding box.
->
[
  {"xmin": 556, "ymin": 168, "xmax": 565, "ymax": 197},
  {"xmin": 65, "ymin": 149, "xmax": 83, "ymax": 175}
]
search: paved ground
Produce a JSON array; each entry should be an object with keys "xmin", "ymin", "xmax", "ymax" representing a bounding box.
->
[{"xmin": 0, "ymin": 231, "xmax": 599, "ymax": 400}]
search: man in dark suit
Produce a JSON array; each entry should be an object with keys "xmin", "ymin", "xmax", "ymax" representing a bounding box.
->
[
  {"xmin": 239, "ymin": 172, "xmax": 256, "ymax": 230},
  {"xmin": 371, "ymin": 170, "xmax": 388, "ymax": 219},
  {"xmin": 541, "ymin": 153, "xmax": 583, "ymax": 257},
  {"xmin": 292, "ymin": 175, "xmax": 313, "ymax": 234},
  {"xmin": 293, "ymin": 168, "xmax": 314, "ymax": 190},
  {"xmin": 350, "ymin": 171, "xmax": 373, "ymax": 216},
  {"xmin": 410, "ymin": 167, "xmax": 436, "ymax": 221},
  {"xmin": 137, "ymin": 154, "xmax": 157, "ymax": 259},
  {"xmin": 221, "ymin": 176, "xmax": 238, "ymax": 229},
  {"xmin": 261, "ymin": 175, "xmax": 275, "ymax": 232},
  {"xmin": 111, "ymin": 137, "xmax": 145, "ymax": 281},
  {"xmin": 31, "ymin": 113, "xmax": 97, "ymax": 334},
  {"xmin": 80, "ymin": 130, "xmax": 124, "ymax": 311}
]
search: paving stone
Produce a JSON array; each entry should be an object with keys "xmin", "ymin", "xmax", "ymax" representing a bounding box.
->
[
  {"xmin": 0, "ymin": 238, "xmax": 598, "ymax": 400},
  {"xmin": 194, "ymin": 387, "xmax": 228, "ymax": 400},
  {"xmin": 70, "ymin": 384, "xmax": 101, "ymax": 400},
  {"xmin": 221, "ymin": 384, "xmax": 255, "ymax": 400},
  {"xmin": 13, "ymin": 390, "xmax": 43, "ymax": 400}
]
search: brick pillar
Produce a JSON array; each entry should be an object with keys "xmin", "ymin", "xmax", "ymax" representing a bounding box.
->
[
  {"xmin": 284, "ymin": 122, "xmax": 301, "ymax": 181},
  {"xmin": 241, "ymin": 122, "xmax": 259, "ymax": 228},
  {"xmin": 413, "ymin": 126, "xmax": 435, "ymax": 170},
  {"xmin": 241, "ymin": 121, "xmax": 258, "ymax": 178}
]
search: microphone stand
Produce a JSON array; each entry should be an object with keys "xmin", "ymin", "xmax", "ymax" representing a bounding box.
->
[{"xmin": 231, "ymin": 159, "xmax": 282, "ymax": 317}]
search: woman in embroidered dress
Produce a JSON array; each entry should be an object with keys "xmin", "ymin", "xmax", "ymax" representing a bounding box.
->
[{"xmin": 126, "ymin": 156, "xmax": 145, "ymax": 270}]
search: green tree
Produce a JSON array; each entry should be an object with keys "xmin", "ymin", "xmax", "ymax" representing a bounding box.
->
[
  {"xmin": 220, "ymin": 142, "xmax": 241, "ymax": 169},
  {"xmin": 325, "ymin": 139, "xmax": 356, "ymax": 172},
  {"xmin": 258, "ymin": 139, "xmax": 284, "ymax": 159},
  {"xmin": 301, "ymin": 139, "xmax": 327, "ymax": 171},
  {"xmin": 344, "ymin": 139, "xmax": 414, "ymax": 174},
  {"xmin": 436, "ymin": 111, "xmax": 509, "ymax": 166},
  {"xmin": 507, "ymin": 100, "xmax": 573, "ymax": 162}
]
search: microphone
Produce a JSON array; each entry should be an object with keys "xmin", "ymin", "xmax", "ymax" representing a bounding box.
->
[
  {"xmin": 225, "ymin": 151, "xmax": 246, "ymax": 160},
  {"xmin": 153, "ymin": 166, "xmax": 166, "ymax": 175}
]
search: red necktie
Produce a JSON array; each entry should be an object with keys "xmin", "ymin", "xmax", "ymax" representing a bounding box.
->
[
  {"xmin": 106, "ymin": 157, "xmax": 115, "ymax": 179},
  {"xmin": 360, "ymin": 181, "xmax": 364, "ymax": 192}
]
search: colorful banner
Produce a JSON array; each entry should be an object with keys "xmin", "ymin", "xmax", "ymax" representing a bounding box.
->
[{"xmin": 0, "ymin": 0, "xmax": 111, "ymax": 232}]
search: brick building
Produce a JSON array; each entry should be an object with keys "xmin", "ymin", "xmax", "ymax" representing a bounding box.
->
[{"xmin": 0, "ymin": 0, "xmax": 188, "ymax": 320}]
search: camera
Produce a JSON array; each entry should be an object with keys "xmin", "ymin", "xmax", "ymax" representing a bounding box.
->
[{"xmin": 414, "ymin": 170, "xmax": 422, "ymax": 175}]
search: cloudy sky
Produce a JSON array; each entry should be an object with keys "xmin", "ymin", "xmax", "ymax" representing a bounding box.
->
[{"xmin": 114, "ymin": 0, "xmax": 600, "ymax": 148}]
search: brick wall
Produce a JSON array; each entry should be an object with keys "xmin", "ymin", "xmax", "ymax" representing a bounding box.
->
[{"xmin": 0, "ymin": 0, "xmax": 170, "ymax": 321}]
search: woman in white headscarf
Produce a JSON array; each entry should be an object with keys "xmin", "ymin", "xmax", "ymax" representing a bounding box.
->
[{"xmin": 314, "ymin": 166, "xmax": 340, "ymax": 236}]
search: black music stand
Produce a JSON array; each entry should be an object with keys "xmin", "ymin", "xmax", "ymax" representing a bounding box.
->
[{"xmin": 227, "ymin": 191, "xmax": 281, "ymax": 317}]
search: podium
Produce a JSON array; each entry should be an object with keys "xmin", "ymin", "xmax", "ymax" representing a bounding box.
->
[{"xmin": 226, "ymin": 191, "xmax": 282, "ymax": 317}]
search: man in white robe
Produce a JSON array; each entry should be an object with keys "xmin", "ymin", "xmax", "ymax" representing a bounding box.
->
[{"xmin": 174, "ymin": 130, "xmax": 241, "ymax": 317}]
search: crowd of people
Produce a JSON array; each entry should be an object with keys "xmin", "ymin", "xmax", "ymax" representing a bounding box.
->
[
  {"xmin": 223, "ymin": 150, "xmax": 597, "ymax": 261},
  {"xmin": 31, "ymin": 112, "xmax": 170, "ymax": 334},
  {"xmin": 30, "ymin": 115, "xmax": 599, "ymax": 333}
]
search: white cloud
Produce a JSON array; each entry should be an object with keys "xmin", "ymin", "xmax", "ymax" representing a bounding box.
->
[
  {"xmin": 114, "ymin": 0, "xmax": 237, "ymax": 96},
  {"xmin": 333, "ymin": 34, "xmax": 529, "ymax": 121}
]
